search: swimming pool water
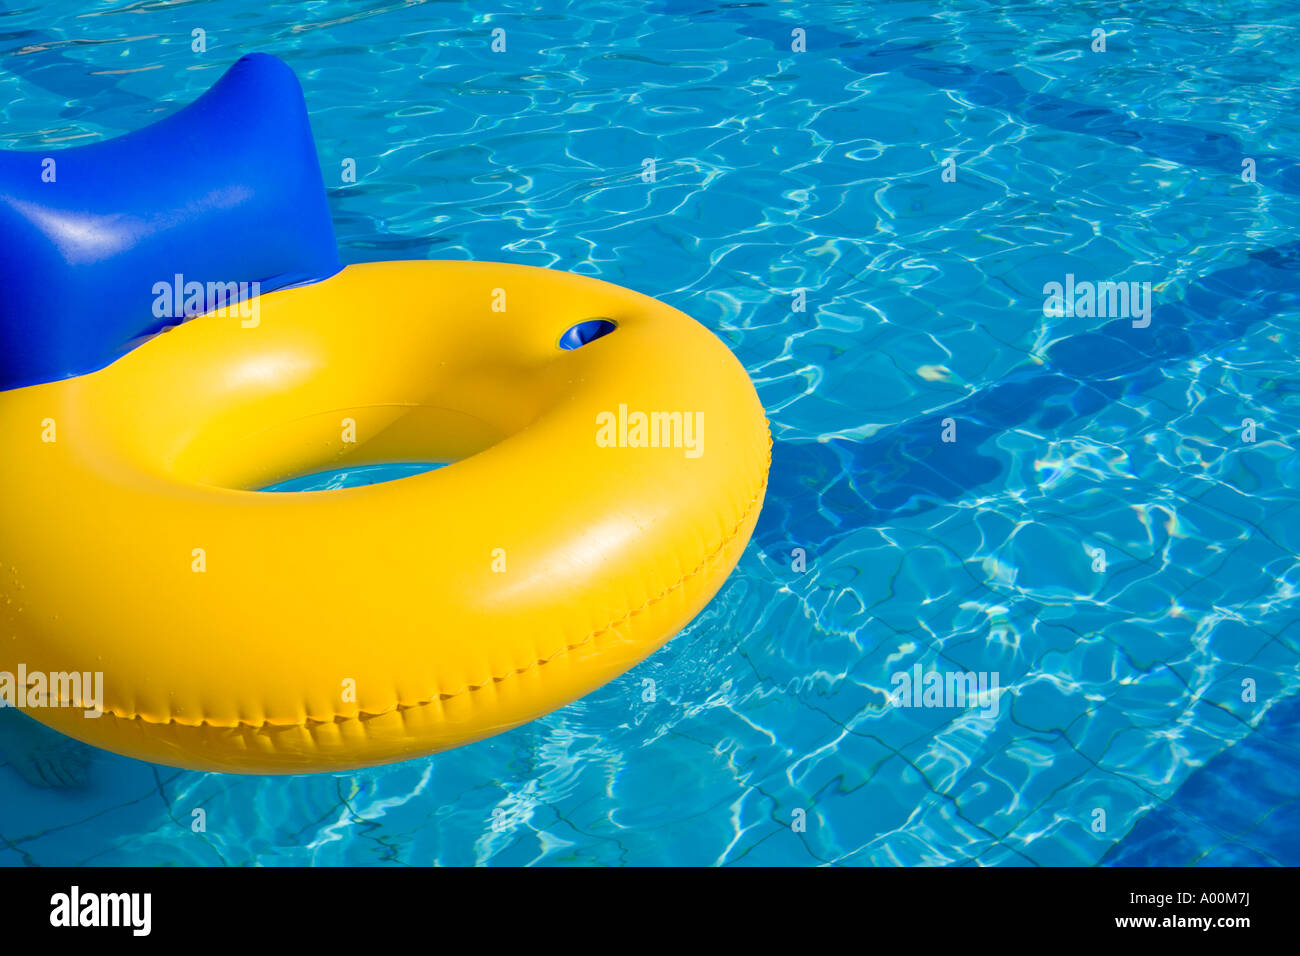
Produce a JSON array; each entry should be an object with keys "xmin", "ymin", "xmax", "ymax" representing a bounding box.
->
[{"xmin": 2, "ymin": 0, "xmax": 1299, "ymax": 866}]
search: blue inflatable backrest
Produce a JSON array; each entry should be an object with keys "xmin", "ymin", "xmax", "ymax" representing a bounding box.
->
[{"xmin": 0, "ymin": 53, "xmax": 340, "ymax": 391}]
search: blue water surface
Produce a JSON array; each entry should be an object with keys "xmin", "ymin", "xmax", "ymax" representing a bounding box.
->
[{"xmin": 1, "ymin": 0, "xmax": 1298, "ymax": 866}]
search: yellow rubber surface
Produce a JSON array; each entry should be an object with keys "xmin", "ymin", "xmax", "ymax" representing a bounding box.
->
[{"xmin": 0, "ymin": 261, "xmax": 770, "ymax": 772}]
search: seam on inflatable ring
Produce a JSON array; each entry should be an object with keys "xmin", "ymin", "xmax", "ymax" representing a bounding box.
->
[{"xmin": 97, "ymin": 433, "xmax": 774, "ymax": 732}]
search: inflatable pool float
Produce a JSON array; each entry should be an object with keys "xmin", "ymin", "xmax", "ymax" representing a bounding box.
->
[{"xmin": 0, "ymin": 55, "xmax": 770, "ymax": 773}]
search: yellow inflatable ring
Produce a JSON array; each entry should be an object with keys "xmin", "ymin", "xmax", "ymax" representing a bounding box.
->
[{"xmin": 0, "ymin": 261, "xmax": 770, "ymax": 772}]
